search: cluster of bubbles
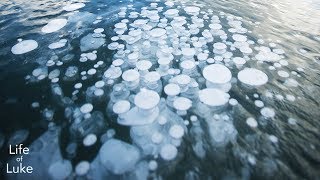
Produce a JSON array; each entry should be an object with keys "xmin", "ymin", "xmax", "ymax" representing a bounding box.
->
[{"xmin": 7, "ymin": 0, "xmax": 303, "ymax": 179}]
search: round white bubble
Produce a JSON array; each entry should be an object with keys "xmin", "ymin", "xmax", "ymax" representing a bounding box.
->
[
  {"xmin": 203, "ymin": 64, "xmax": 232, "ymax": 84},
  {"xmin": 169, "ymin": 125, "xmax": 184, "ymax": 139},
  {"xmin": 134, "ymin": 89, "xmax": 160, "ymax": 110},
  {"xmin": 11, "ymin": 40, "xmax": 38, "ymax": 55},
  {"xmin": 80, "ymin": 103, "xmax": 93, "ymax": 114},
  {"xmin": 238, "ymin": 68, "xmax": 268, "ymax": 86},
  {"xmin": 199, "ymin": 88, "xmax": 230, "ymax": 106},
  {"xmin": 160, "ymin": 144, "xmax": 178, "ymax": 161},
  {"xmin": 41, "ymin": 19, "xmax": 67, "ymax": 33}
]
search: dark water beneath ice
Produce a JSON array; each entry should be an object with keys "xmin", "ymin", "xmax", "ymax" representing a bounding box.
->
[{"xmin": 0, "ymin": 0, "xmax": 320, "ymax": 179}]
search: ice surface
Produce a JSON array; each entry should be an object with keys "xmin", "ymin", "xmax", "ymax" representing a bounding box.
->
[
  {"xmin": 80, "ymin": 33, "xmax": 105, "ymax": 52},
  {"xmin": 10, "ymin": 1, "xmax": 306, "ymax": 178}
]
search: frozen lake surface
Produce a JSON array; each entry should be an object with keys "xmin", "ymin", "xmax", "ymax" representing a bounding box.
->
[{"xmin": 0, "ymin": 0, "xmax": 320, "ymax": 179}]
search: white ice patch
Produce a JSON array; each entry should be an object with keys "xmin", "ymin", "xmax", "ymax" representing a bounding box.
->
[
  {"xmin": 164, "ymin": 83, "xmax": 181, "ymax": 96},
  {"xmin": 75, "ymin": 161, "xmax": 90, "ymax": 176},
  {"xmin": 169, "ymin": 125, "xmax": 184, "ymax": 139},
  {"xmin": 260, "ymin": 107, "xmax": 275, "ymax": 118},
  {"xmin": 11, "ymin": 40, "xmax": 38, "ymax": 54},
  {"xmin": 199, "ymin": 88, "xmax": 230, "ymax": 107},
  {"xmin": 269, "ymin": 135, "xmax": 278, "ymax": 143},
  {"xmin": 233, "ymin": 57, "xmax": 246, "ymax": 66},
  {"xmin": 148, "ymin": 160, "xmax": 158, "ymax": 171},
  {"xmin": 160, "ymin": 144, "xmax": 178, "ymax": 161},
  {"xmin": 254, "ymin": 100, "xmax": 264, "ymax": 108},
  {"xmin": 238, "ymin": 68, "xmax": 268, "ymax": 86},
  {"xmin": 255, "ymin": 47, "xmax": 282, "ymax": 62},
  {"xmin": 286, "ymin": 94, "xmax": 296, "ymax": 102},
  {"xmin": 83, "ymin": 134, "xmax": 97, "ymax": 146},
  {"xmin": 232, "ymin": 34, "xmax": 247, "ymax": 42},
  {"xmin": 113, "ymin": 100, "xmax": 131, "ymax": 115},
  {"xmin": 41, "ymin": 19, "xmax": 67, "ymax": 33},
  {"xmin": 80, "ymin": 103, "xmax": 93, "ymax": 114},
  {"xmin": 173, "ymin": 97, "xmax": 192, "ymax": 111},
  {"xmin": 48, "ymin": 39, "xmax": 67, "ymax": 49},
  {"xmin": 229, "ymin": 98, "xmax": 238, "ymax": 106},
  {"xmin": 63, "ymin": 3, "xmax": 85, "ymax": 12},
  {"xmin": 203, "ymin": 64, "xmax": 232, "ymax": 84},
  {"xmin": 134, "ymin": 89, "xmax": 160, "ymax": 110},
  {"xmin": 277, "ymin": 70, "xmax": 289, "ymax": 78},
  {"xmin": 246, "ymin": 117, "xmax": 258, "ymax": 128},
  {"xmin": 149, "ymin": 28, "xmax": 166, "ymax": 38},
  {"xmin": 288, "ymin": 118, "xmax": 297, "ymax": 125}
]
